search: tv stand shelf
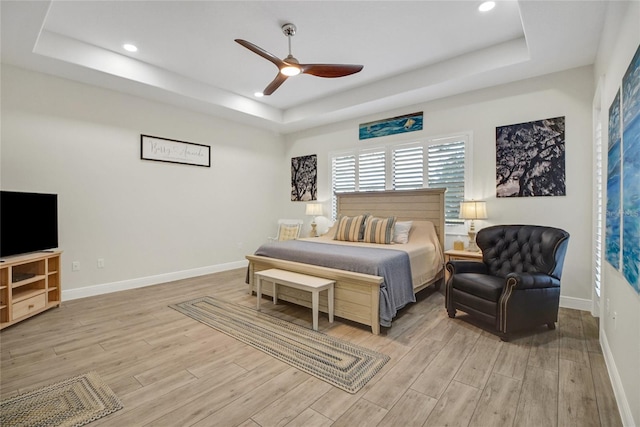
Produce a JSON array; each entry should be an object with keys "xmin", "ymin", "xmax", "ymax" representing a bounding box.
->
[
  {"xmin": 0, "ymin": 251, "xmax": 62, "ymax": 330},
  {"xmin": 12, "ymin": 274, "xmax": 45, "ymax": 287}
]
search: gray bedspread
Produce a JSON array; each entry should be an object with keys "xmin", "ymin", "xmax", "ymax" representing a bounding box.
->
[{"xmin": 253, "ymin": 240, "xmax": 416, "ymax": 327}]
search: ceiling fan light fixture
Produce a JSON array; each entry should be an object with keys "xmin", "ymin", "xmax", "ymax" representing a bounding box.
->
[
  {"xmin": 280, "ymin": 65, "xmax": 301, "ymax": 76},
  {"xmin": 281, "ymin": 54, "xmax": 301, "ymax": 76},
  {"xmin": 235, "ymin": 22, "xmax": 363, "ymax": 95},
  {"xmin": 254, "ymin": 92, "xmax": 264, "ymax": 97}
]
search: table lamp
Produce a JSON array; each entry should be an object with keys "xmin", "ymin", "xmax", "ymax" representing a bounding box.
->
[
  {"xmin": 459, "ymin": 200, "xmax": 487, "ymax": 252},
  {"xmin": 305, "ymin": 203, "xmax": 323, "ymax": 237}
]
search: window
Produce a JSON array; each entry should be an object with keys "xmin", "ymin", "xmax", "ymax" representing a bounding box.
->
[
  {"xmin": 592, "ymin": 78, "xmax": 604, "ymax": 316},
  {"xmin": 594, "ymin": 117, "xmax": 603, "ymax": 300},
  {"xmin": 393, "ymin": 145, "xmax": 424, "ymax": 190},
  {"xmin": 428, "ymin": 140, "xmax": 466, "ymax": 222},
  {"xmin": 358, "ymin": 151, "xmax": 386, "ymax": 191},
  {"xmin": 330, "ymin": 134, "xmax": 469, "ymax": 222},
  {"xmin": 331, "ymin": 155, "xmax": 356, "ymax": 194}
]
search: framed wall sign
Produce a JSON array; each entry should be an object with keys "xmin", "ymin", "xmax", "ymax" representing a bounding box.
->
[{"xmin": 140, "ymin": 134, "xmax": 211, "ymax": 167}]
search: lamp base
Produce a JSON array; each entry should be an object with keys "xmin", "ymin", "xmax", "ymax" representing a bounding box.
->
[
  {"xmin": 310, "ymin": 222, "xmax": 318, "ymax": 238},
  {"xmin": 467, "ymin": 230, "xmax": 480, "ymax": 252}
]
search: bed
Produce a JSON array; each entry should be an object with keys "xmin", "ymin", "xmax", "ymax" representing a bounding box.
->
[{"xmin": 246, "ymin": 188, "xmax": 446, "ymax": 334}]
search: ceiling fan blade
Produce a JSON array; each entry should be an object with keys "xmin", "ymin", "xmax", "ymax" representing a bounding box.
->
[
  {"xmin": 235, "ymin": 39, "xmax": 285, "ymax": 69},
  {"xmin": 263, "ymin": 73, "xmax": 288, "ymax": 96},
  {"xmin": 300, "ymin": 64, "xmax": 364, "ymax": 78}
]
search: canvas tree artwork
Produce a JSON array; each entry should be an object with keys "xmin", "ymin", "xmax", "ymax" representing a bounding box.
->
[
  {"xmin": 496, "ymin": 116, "xmax": 566, "ymax": 198},
  {"xmin": 291, "ymin": 154, "xmax": 317, "ymax": 201}
]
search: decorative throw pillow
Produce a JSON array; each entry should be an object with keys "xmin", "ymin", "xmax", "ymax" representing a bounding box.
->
[
  {"xmin": 278, "ymin": 224, "xmax": 300, "ymax": 241},
  {"xmin": 334, "ymin": 214, "xmax": 367, "ymax": 242},
  {"xmin": 393, "ymin": 221, "xmax": 413, "ymax": 244},
  {"xmin": 363, "ymin": 216, "xmax": 397, "ymax": 244}
]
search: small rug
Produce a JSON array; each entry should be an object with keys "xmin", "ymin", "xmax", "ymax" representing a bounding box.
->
[
  {"xmin": 171, "ymin": 296, "xmax": 390, "ymax": 393},
  {"xmin": 0, "ymin": 371, "xmax": 123, "ymax": 427}
]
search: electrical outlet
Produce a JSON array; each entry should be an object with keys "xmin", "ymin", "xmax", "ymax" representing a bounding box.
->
[
  {"xmin": 72, "ymin": 261, "xmax": 80, "ymax": 271},
  {"xmin": 97, "ymin": 258, "xmax": 105, "ymax": 269}
]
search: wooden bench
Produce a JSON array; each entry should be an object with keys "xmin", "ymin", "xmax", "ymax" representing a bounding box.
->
[{"xmin": 254, "ymin": 268, "xmax": 334, "ymax": 331}]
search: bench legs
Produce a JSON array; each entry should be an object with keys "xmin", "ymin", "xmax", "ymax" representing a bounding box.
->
[
  {"xmin": 256, "ymin": 276, "xmax": 263, "ymax": 311},
  {"xmin": 311, "ymin": 291, "xmax": 319, "ymax": 331},
  {"xmin": 256, "ymin": 277, "xmax": 334, "ymax": 331},
  {"xmin": 328, "ymin": 286, "xmax": 334, "ymax": 324}
]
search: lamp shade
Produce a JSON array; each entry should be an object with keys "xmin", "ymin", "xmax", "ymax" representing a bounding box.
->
[
  {"xmin": 459, "ymin": 200, "xmax": 487, "ymax": 220},
  {"xmin": 305, "ymin": 203, "xmax": 323, "ymax": 216}
]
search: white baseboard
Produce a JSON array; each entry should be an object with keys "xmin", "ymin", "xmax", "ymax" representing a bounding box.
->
[
  {"xmin": 559, "ymin": 295, "xmax": 592, "ymax": 311},
  {"xmin": 62, "ymin": 260, "xmax": 248, "ymax": 301},
  {"xmin": 600, "ymin": 330, "xmax": 634, "ymax": 426},
  {"xmin": 65, "ymin": 266, "xmax": 595, "ymax": 308}
]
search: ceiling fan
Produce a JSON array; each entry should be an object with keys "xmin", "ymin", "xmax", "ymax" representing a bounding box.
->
[{"xmin": 235, "ymin": 23, "xmax": 364, "ymax": 96}]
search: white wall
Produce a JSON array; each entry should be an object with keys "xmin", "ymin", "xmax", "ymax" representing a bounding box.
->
[
  {"xmin": 594, "ymin": 2, "xmax": 640, "ymax": 425},
  {"xmin": 285, "ymin": 65, "xmax": 595, "ymax": 308},
  {"xmin": 1, "ymin": 65, "xmax": 285, "ymax": 295}
]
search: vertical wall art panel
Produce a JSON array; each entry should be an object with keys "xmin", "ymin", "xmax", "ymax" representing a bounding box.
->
[
  {"xmin": 606, "ymin": 90, "xmax": 622, "ymax": 270},
  {"xmin": 622, "ymin": 45, "xmax": 640, "ymax": 293},
  {"xmin": 496, "ymin": 116, "xmax": 566, "ymax": 197},
  {"xmin": 291, "ymin": 154, "xmax": 317, "ymax": 201}
]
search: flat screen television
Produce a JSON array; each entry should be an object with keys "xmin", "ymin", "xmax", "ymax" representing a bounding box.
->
[{"xmin": 1, "ymin": 191, "xmax": 58, "ymax": 258}]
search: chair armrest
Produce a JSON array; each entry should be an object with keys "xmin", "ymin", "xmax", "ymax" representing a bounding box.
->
[
  {"xmin": 506, "ymin": 272, "xmax": 560, "ymax": 290},
  {"xmin": 446, "ymin": 260, "xmax": 488, "ymax": 275}
]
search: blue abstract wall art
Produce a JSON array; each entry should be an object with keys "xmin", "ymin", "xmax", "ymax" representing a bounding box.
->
[
  {"xmin": 359, "ymin": 112, "xmax": 423, "ymax": 140},
  {"xmin": 606, "ymin": 90, "xmax": 622, "ymax": 270},
  {"xmin": 621, "ymin": 44, "xmax": 640, "ymax": 293}
]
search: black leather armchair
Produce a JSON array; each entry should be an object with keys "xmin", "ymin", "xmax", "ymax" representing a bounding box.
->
[{"xmin": 445, "ymin": 224, "xmax": 570, "ymax": 340}]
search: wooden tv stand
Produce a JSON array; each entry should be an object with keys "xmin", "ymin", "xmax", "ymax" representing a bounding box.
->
[{"xmin": 0, "ymin": 251, "xmax": 62, "ymax": 330}]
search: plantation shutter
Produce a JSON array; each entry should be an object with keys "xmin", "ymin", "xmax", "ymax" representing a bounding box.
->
[
  {"xmin": 427, "ymin": 141, "xmax": 466, "ymax": 222},
  {"xmin": 330, "ymin": 133, "xmax": 468, "ymax": 222},
  {"xmin": 594, "ymin": 120, "xmax": 603, "ymax": 299},
  {"xmin": 331, "ymin": 155, "xmax": 356, "ymax": 219},
  {"xmin": 358, "ymin": 151, "xmax": 386, "ymax": 191},
  {"xmin": 393, "ymin": 145, "xmax": 424, "ymax": 189}
]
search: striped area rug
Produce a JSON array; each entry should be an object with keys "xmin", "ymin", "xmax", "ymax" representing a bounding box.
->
[
  {"xmin": 170, "ymin": 296, "xmax": 389, "ymax": 393},
  {"xmin": 0, "ymin": 371, "xmax": 122, "ymax": 427}
]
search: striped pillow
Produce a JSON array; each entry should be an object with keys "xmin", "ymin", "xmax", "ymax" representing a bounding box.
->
[
  {"xmin": 334, "ymin": 214, "xmax": 367, "ymax": 242},
  {"xmin": 363, "ymin": 216, "xmax": 397, "ymax": 244}
]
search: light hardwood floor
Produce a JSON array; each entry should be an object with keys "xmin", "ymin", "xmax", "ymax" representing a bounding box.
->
[{"xmin": 0, "ymin": 268, "xmax": 622, "ymax": 427}]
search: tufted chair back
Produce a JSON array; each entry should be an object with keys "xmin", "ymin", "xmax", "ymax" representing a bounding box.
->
[{"xmin": 476, "ymin": 225, "xmax": 570, "ymax": 279}]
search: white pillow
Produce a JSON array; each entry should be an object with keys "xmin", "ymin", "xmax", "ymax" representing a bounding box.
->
[{"xmin": 393, "ymin": 221, "xmax": 413, "ymax": 244}]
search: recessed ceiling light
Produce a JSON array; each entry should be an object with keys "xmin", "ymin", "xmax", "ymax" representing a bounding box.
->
[
  {"xmin": 123, "ymin": 43, "xmax": 138, "ymax": 52},
  {"xmin": 478, "ymin": 1, "xmax": 495, "ymax": 12},
  {"xmin": 254, "ymin": 92, "xmax": 264, "ymax": 98}
]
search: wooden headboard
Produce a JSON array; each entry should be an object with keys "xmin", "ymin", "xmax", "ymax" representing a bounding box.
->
[{"xmin": 336, "ymin": 188, "xmax": 446, "ymax": 249}]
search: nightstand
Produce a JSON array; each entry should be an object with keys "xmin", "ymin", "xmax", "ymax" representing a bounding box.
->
[
  {"xmin": 445, "ymin": 249, "xmax": 483, "ymax": 262},
  {"xmin": 444, "ymin": 249, "xmax": 483, "ymax": 281}
]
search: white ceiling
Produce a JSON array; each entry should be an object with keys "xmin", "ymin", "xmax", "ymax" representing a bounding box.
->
[{"xmin": 1, "ymin": 1, "xmax": 611, "ymax": 133}]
